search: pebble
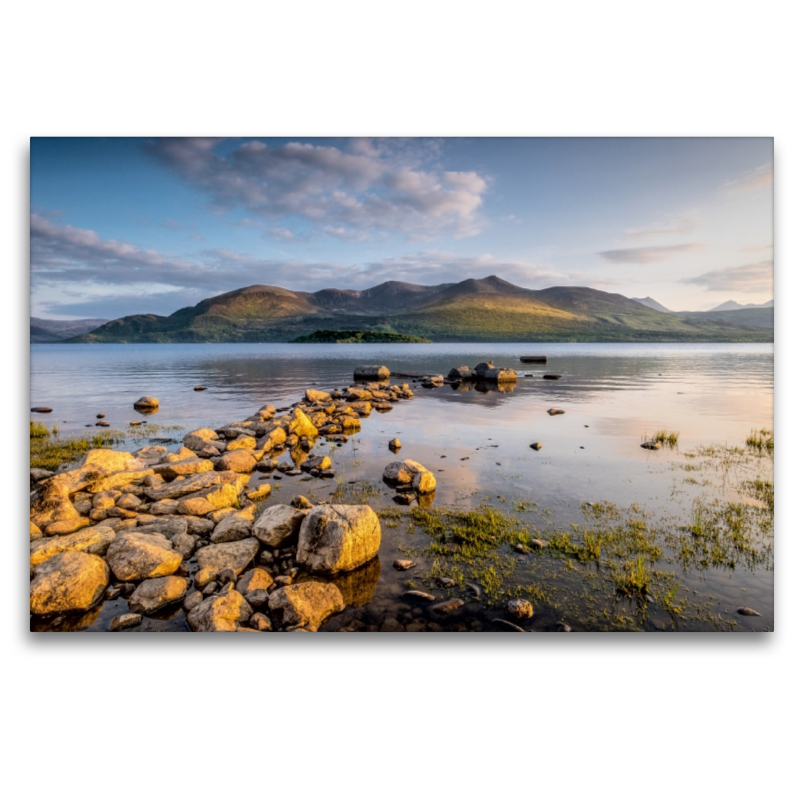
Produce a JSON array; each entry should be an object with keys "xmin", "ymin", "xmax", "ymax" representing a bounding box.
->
[
  {"xmin": 435, "ymin": 576, "xmax": 456, "ymax": 588},
  {"xmin": 31, "ymin": 407, "xmax": 53, "ymax": 413},
  {"xmin": 514, "ymin": 543, "xmax": 529, "ymax": 554},
  {"xmin": 402, "ymin": 590, "xmax": 436, "ymax": 602},
  {"xmin": 96, "ymin": 413, "xmax": 105, "ymax": 419},
  {"xmin": 430, "ymin": 598, "xmax": 465, "ymax": 615},
  {"xmin": 737, "ymin": 607, "xmax": 761, "ymax": 616},
  {"xmin": 547, "ymin": 408, "xmax": 565, "ymax": 415},
  {"xmin": 194, "ymin": 386, "xmax": 208, "ymax": 391},
  {"xmin": 507, "ymin": 599, "xmax": 534, "ymax": 620},
  {"xmin": 109, "ymin": 613, "xmax": 142, "ymax": 631},
  {"xmin": 393, "ymin": 559, "xmax": 416, "ymax": 571},
  {"xmin": 555, "ymin": 622, "xmax": 572, "ymax": 632},
  {"xmin": 466, "ymin": 583, "xmax": 482, "ymax": 598}
]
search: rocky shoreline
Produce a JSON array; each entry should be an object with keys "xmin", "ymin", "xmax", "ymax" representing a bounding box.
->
[{"xmin": 30, "ymin": 361, "xmax": 533, "ymax": 633}]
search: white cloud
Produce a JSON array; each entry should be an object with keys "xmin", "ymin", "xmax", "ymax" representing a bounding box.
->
[
  {"xmin": 623, "ymin": 217, "xmax": 699, "ymax": 241},
  {"xmin": 724, "ymin": 163, "xmax": 774, "ymax": 193},
  {"xmin": 682, "ymin": 260, "xmax": 773, "ymax": 293},
  {"xmin": 144, "ymin": 137, "xmax": 488, "ymax": 240}
]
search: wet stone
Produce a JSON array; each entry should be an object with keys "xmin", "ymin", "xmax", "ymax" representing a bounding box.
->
[
  {"xmin": 110, "ymin": 613, "xmax": 142, "ymax": 631},
  {"xmin": 393, "ymin": 559, "xmax": 416, "ymax": 571}
]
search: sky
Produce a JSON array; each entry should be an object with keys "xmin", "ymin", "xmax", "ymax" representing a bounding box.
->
[{"xmin": 30, "ymin": 137, "xmax": 774, "ymax": 320}]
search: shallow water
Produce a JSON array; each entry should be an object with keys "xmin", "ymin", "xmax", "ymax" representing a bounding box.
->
[{"xmin": 30, "ymin": 343, "xmax": 774, "ymax": 632}]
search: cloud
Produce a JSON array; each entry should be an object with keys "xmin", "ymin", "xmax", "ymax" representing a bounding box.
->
[
  {"xmin": 144, "ymin": 137, "xmax": 488, "ymax": 240},
  {"xmin": 724, "ymin": 164, "xmax": 774, "ymax": 192},
  {"xmin": 31, "ymin": 215, "xmax": 576, "ymax": 318},
  {"xmin": 598, "ymin": 243, "xmax": 706, "ymax": 265},
  {"xmin": 681, "ymin": 261, "xmax": 773, "ymax": 294},
  {"xmin": 740, "ymin": 243, "xmax": 773, "ymax": 253},
  {"xmin": 623, "ymin": 217, "xmax": 699, "ymax": 241}
]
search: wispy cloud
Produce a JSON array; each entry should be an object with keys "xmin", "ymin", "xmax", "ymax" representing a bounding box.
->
[
  {"xmin": 724, "ymin": 163, "xmax": 774, "ymax": 193},
  {"xmin": 623, "ymin": 217, "xmax": 699, "ymax": 241},
  {"xmin": 144, "ymin": 137, "xmax": 489, "ymax": 240},
  {"xmin": 598, "ymin": 243, "xmax": 705, "ymax": 265},
  {"xmin": 681, "ymin": 260, "xmax": 773, "ymax": 293}
]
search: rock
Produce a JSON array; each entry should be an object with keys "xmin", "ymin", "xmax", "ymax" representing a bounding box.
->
[
  {"xmin": 542, "ymin": 374, "xmax": 561, "ymax": 380},
  {"xmin": 30, "ymin": 521, "xmax": 43, "ymax": 540},
  {"xmin": 447, "ymin": 366, "xmax": 476, "ymax": 381},
  {"xmin": 31, "ymin": 406, "xmax": 52, "ymax": 413},
  {"xmin": 236, "ymin": 567, "xmax": 274, "ymax": 594},
  {"xmin": 388, "ymin": 438, "xmax": 402, "ymax": 451},
  {"xmin": 412, "ymin": 470, "xmax": 437, "ymax": 494},
  {"xmin": 380, "ymin": 618, "xmax": 405, "ymax": 632},
  {"xmin": 135, "ymin": 516, "xmax": 188, "ymax": 539},
  {"xmin": 129, "ymin": 576, "xmax": 188, "ymax": 614},
  {"xmin": 507, "ymin": 599, "xmax": 534, "ymax": 620},
  {"xmin": 297, "ymin": 505, "xmax": 381, "ymax": 575},
  {"xmin": 183, "ymin": 590, "xmax": 203, "ymax": 611},
  {"xmin": 217, "ymin": 450, "xmax": 257, "ymax": 473},
  {"xmin": 177, "ymin": 482, "xmax": 240, "ymax": 513},
  {"xmin": 194, "ymin": 386, "xmax": 207, "ymax": 391},
  {"xmin": 514, "ymin": 543, "xmax": 529, "ymax": 554},
  {"xmin": 474, "ymin": 362, "xmax": 517, "ymax": 382},
  {"xmin": 291, "ymin": 495, "xmax": 313, "ymax": 510},
  {"xmin": 305, "ymin": 388, "xmax": 332, "ymax": 404},
  {"xmin": 30, "ymin": 526, "xmax": 116, "ymax": 566},
  {"xmin": 109, "ymin": 613, "xmax": 142, "ymax": 631},
  {"xmin": 492, "ymin": 618, "xmax": 525, "ymax": 632},
  {"xmin": 466, "ymin": 583, "xmax": 482, "ymax": 598},
  {"xmin": 252, "ymin": 504, "xmax": 307, "ymax": 547},
  {"xmin": 145, "ymin": 470, "xmax": 243, "ymax": 502},
  {"xmin": 529, "ymin": 442, "xmax": 543, "ymax": 451},
  {"xmin": 86, "ymin": 468, "xmax": 155, "ymax": 493},
  {"xmin": 402, "ymin": 590, "xmax": 436, "ymax": 602},
  {"xmin": 268, "ymin": 582, "xmax": 345, "ymax": 631},
  {"xmin": 383, "ymin": 459, "xmax": 434, "ymax": 488},
  {"xmin": 30, "ymin": 468, "xmax": 55, "ymax": 482},
  {"xmin": 555, "ymin": 622, "xmax": 572, "ymax": 632},
  {"xmin": 44, "ymin": 517, "xmax": 91, "ymax": 536},
  {"xmin": 393, "ymin": 559, "xmax": 416, "ymax": 571},
  {"xmin": 430, "ymin": 598, "xmax": 465, "ymax": 615},
  {"xmin": 547, "ymin": 408, "xmax": 565, "ymax": 416},
  {"xmin": 245, "ymin": 485, "xmax": 272, "ymax": 502},
  {"xmin": 354, "ymin": 365, "xmax": 389, "ymax": 381},
  {"xmin": 182, "ymin": 428, "xmax": 219, "ymax": 451},
  {"xmin": 256, "ymin": 426, "xmax": 287, "ymax": 451},
  {"xmin": 152, "ymin": 458, "xmax": 214, "ymax": 481},
  {"xmin": 187, "ymin": 589, "xmax": 254, "ymax": 632},
  {"xmin": 210, "ymin": 508, "xmax": 255, "ymax": 543},
  {"xmin": 287, "ymin": 408, "xmax": 318, "ymax": 439},
  {"xmin": 641, "ymin": 441, "xmax": 661, "ymax": 450},
  {"xmin": 249, "ymin": 612, "xmax": 272, "ymax": 631},
  {"xmin": 530, "ymin": 539, "xmax": 547, "ymax": 549},
  {"xmin": 245, "ymin": 589, "xmax": 271, "ymax": 609},
  {"xmin": 105, "ymin": 531, "xmax": 182, "ymax": 581},
  {"xmin": 133, "ymin": 396, "xmax": 159, "ymax": 409},
  {"xmin": 30, "ymin": 552, "xmax": 109, "ymax": 615},
  {"xmin": 171, "ymin": 532, "xmax": 197, "ymax": 559},
  {"xmin": 330, "ymin": 557, "xmax": 381, "ymax": 606},
  {"xmin": 227, "ymin": 436, "xmax": 257, "ymax": 451},
  {"xmin": 435, "ymin": 576, "xmax": 456, "ymax": 588},
  {"xmin": 175, "ymin": 496, "xmax": 216, "ymax": 516},
  {"xmin": 301, "ymin": 455, "xmax": 331, "ymax": 472},
  {"xmin": 116, "ymin": 493, "xmax": 142, "ymax": 510},
  {"xmin": 78, "ymin": 448, "xmax": 143, "ymax": 473},
  {"xmin": 197, "ymin": 444, "xmax": 221, "ymax": 458},
  {"xmin": 194, "ymin": 538, "xmax": 260, "ymax": 585},
  {"xmin": 737, "ymin": 607, "xmax": 761, "ymax": 617}
]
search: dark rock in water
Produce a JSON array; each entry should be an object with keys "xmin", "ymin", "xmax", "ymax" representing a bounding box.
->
[
  {"xmin": 448, "ymin": 366, "xmax": 477, "ymax": 381},
  {"xmin": 514, "ymin": 543, "xmax": 530, "ymax": 554},
  {"xmin": 354, "ymin": 365, "xmax": 390, "ymax": 381},
  {"xmin": 194, "ymin": 386, "xmax": 208, "ymax": 391},
  {"xmin": 435, "ymin": 576, "xmax": 456, "ymax": 588},
  {"xmin": 466, "ymin": 583, "xmax": 482, "ymax": 598},
  {"xmin": 430, "ymin": 598, "xmax": 464, "ymax": 615},
  {"xmin": 529, "ymin": 442, "xmax": 543, "ymax": 451},
  {"xmin": 520, "ymin": 356, "xmax": 547, "ymax": 363},
  {"xmin": 133, "ymin": 396, "xmax": 159, "ymax": 409},
  {"xmin": 542, "ymin": 374, "xmax": 561, "ymax": 380},
  {"xmin": 555, "ymin": 622, "xmax": 572, "ymax": 632},
  {"xmin": 403, "ymin": 590, "xmax": 436, "ymax": 602},
  {"xmin": 389, "ymin": 438, "xmax": 402, "ymax": 451},
  {"xmin": 737, "ymin": 606, "xmax": 761, "ymax": 617},
  {"xmin": 530, "ymin": 539, "xmax": 547, "ymax": 549},
  {"xmin": 393, "ymin": 559, "xmax": 416, "ymax": 571},
  {"xmin": 291, "ymin": 495, "xmax": 313, "ymax": 509},
  {"xmin": 31, "ymin": 406, "xmax": 53, "ymax": 413},
  {"xmin": 492, "ymin": 618, "xmax": 525, "ymax": 632},
  {"xmin": 96, "ymin": 413, "xmax": 105, "ymax": 419},
  {"xmin": 641, "ymin": 441, "xmax": 661, "ymax": 450},
  {"xmin": 30, "ymin": 468, "xmax": 55, "ymax": 482},
  {"xmin": 110, "ymin": 613, "xmax": 142, "ymax": 631},
  {"xmin": 392, "ymin": 494, "xmax": 413, "ymax": 506},
  {"xmin": 474, "ymin": 362, "xmax": 517, "ymax": 383},
  {"xmin": 547, "ymin": 408, "xmax": 565, "ymax": 416},
  {"xmin": 96, "ymin": 421, "xmax": 110, "ymax": 427}
]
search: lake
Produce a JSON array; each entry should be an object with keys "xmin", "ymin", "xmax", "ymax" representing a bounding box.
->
[{"xmin": 30, "ymin": 342, "xmax": 774, "ymax": 632}]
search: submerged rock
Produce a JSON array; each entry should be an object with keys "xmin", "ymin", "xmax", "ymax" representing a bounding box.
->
[
  {"xmin": 383, "ymin": 459, "xmax": 436, "ymax": 493},
  {"xmin": 402, "ymin": 590, "xmax": 436, "ymax": 602},
  {"xmin": 354, "ymin": 365, "xmax": 390, "ymax": 381},
  {"xmin": 547, "ymin": 408, "xmax": 565, "ymax": 416},
  {"xmin": 393, "ymin": 559, "xmax": 416, "ymax": 571},
  {"xmin": 529, "ymin": 442, "xmax": 543, "ymax": 451},
  {"xmin": 736, "ymin": 607, "xmax": 761, "ymax": 617},
  {"xmin": 430, "ymin": 598, "xmax": 465, "ymax": 615},
  {"xmin": 296, "ymin": 504, "xmax": 381, "ymax": 575},
  {"xmin": 507, "ymin": 599, "xmax": 534, "ymax": 620},
  {"xmin": 133, "ymin": 396, "xmax": 159, "ymax": 410},
  {"xmin": 109, "ymin": 613, "xmax": 142, "ymax": 631}
]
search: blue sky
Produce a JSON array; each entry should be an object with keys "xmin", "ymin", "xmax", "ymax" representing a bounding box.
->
[{"xmin": 30, "ymin": 137, "xmax": 773, "ymax": 319}]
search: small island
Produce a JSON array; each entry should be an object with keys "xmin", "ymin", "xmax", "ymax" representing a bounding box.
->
[{"xmin": 291, "ymin": 329, "xmax": 432, "ymax": 344}]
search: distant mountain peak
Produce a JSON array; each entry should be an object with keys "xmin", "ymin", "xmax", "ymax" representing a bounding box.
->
[
  {"xmin": 631, "ymin": 296, "xmax": 674, "ymax": 313},
  {"xmin": 710, "ymin": 299, "xmax": 774, "ymax": 312}
]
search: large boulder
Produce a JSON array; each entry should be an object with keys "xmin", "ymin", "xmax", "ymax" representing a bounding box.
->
[
  {"xmin": 86, "ymin": 468, "xmax": 155, "ymax": 493},
  {"xmin": 474, "ymin": 362, "xmax": 516, "ymax": 382},
  {"xmin": 447, "ymin": 366, "xmax": 477, "ymax": 381},
  {"xmin": 382, "ymin": 459, "xmax": 436, "ymax": 492},
  {"xmin": 194, "ymin": 538, "xmax": 260, "ymax": 585},
  {"xmin": 129, "ymin": 576, "xmax": 188, "ymax": 615},
  {"xmin": 78, "ymin": 449, "xmax": 143, "ymax": 472},
  {"xmin": 176, "ymin": 482, "xmax": 240, "ymax": 512},
  {"xmin": 133, "ymin": 396, "xmax": 159, "ymax": 410},
  {"xmin": 145, "ymin": 470, "xmax": 245, "ymax": 501},
  {"xmin": 30, "ymin": 526, "xmax": 116, "ymax": 567},
  {"xmin": 297, "ymin": 505, "xmax": 381, "ymax": 575},
  {"xmin": 30, "ymin": 552, "xmax": 109, "ymax": 615},
  {"xmin": 287, "ymin": 408, "xmax": 318, "ymax": 439},
  {"xmin": 187, "ymin": 588, "xmax": 253, "ymax": 632},
  {"xmin": 256, "ymin": 426, "xmax": 287, "ymax": 451},
  {"xmin": 305, "ymin": 388, "xmax": 332, "ymax": 404},
  {"xmin": 182, "ymin": 428, "xmax": 219, "ymax": 451},
  {"xmin": 268, "ymin": 582, "xmax": 345, "ymax": 631},
  {"xmin": 105, "ymin": 531, "xmax": 182, "ymax": 581},
  {"xmin": 354, "ymin": 365, "xmax": 390, "ymax": 381},
  {"xmin": 252, "ymin": 504, "xmax": 307, "ymax": 547}
]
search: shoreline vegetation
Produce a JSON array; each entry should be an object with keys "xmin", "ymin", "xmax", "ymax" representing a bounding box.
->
[
  {"xmin": 29, "ymin": 360, "xmax": 773, "ymax": 633},
  {"xmin": 291, "ymin": 330, "xmax": 431, "ymax": 344}
]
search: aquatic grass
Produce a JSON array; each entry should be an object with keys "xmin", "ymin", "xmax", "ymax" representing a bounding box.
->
[
  {"xmin": 611, "ymin": 555, "xmax": 652, "ymax": 602},
  {"xmin": 30, "ymin": 420, "xmax": 49, "ymax": 439},
  {"xmin": 654, "ymin": 430, "xmax": 680, "ymax": 448},
  {"xmin": 332, "ymin": 478, "xmax": 381, "ymax": 505},
  {"xmin": 746, "ymin": 428, "xmax": 773, "ymax": 453},
  {"xmin": 30, "ymin": 429, "xmax": 125, "ymax": 471},
  {"xmin": 742, "ymin": 479, "xmax": 774, "ymax": 514}
]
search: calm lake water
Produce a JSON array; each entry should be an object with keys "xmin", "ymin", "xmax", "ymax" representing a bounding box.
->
[{"xmin": 30, "ymin": 343, "xmax": 774, "ymax": 632}]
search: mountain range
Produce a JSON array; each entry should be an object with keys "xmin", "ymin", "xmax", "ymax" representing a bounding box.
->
[
  {"xmin": 55, "ymin": 276, "xmax": 773, "ymax": 343},
  {"xmin": 30, "ymin": 317, "xmax": 110, "ymax": 343}
]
